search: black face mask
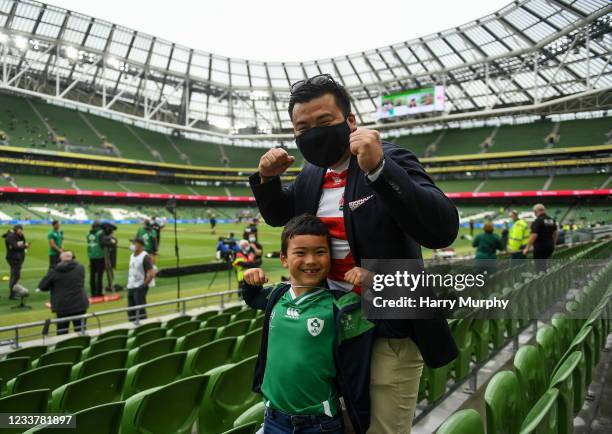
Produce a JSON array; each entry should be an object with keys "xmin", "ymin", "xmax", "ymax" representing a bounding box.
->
[{"xmin": 295, "ymin": 121, "xmax": 350, "ymax": 168}]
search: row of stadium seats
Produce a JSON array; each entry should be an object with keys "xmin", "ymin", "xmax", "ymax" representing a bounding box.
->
[{"xmin": 436, "ymin": 243, "xmax": 612, "ymax": 433}]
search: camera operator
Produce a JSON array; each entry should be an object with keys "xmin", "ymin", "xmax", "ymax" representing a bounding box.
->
[
  {"xmin": 232, "ymin": 239, "xmax": 259, "ymax": 286},
  {"xmin": 216, "ymin": 236, "xmax": 239, "ymax": 262},
  {"xmin": 3, "ymin": 224, "xmax": 29, "ymax": 300},
  {"xmin": 151, "ymin": 216, "xmax": 166, "ymax": 247},
  {"xmin": 100, "ymin": 222, "xmax": 118, "ymax": 291},
  {"xmin": 86, "ymin": 221, "xmax": 105, "ymax": 297},
  {"xmin": 242, "ymin": 218, "xmax": 259, "ymax": 243}
]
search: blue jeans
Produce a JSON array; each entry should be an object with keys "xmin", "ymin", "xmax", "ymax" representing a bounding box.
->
[{"xmin": 263, "ymin": 408, "xmax": 344, "ymax": 434}]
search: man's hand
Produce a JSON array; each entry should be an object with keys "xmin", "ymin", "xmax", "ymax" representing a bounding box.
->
[
  {"xmin": 344, "ymin": 266, "xmax": 371, "ymax": 287},
  {"xmin": 258, "ymin": 148, "xmax": 295, "ymax": 181},
  {"xmin": 349, "ymin": 128, "xmax": 384, "ymax": 173},
  {"xmin": 522, "ymin": 247, "xmax": 529, "ymax": 256},
  {"xmin": 243, "ymin": 268, "xmax": 269, "ymax": 286}
]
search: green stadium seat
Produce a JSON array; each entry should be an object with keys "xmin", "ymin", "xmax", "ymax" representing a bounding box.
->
[
  {"xmin": 536, "ymin": 325, "xmax": 561, "ymax": 376},
  {"xmin": 489, "ymin": 319, "xmax": 506, "ymax": 350},
  {"xmin": 233, "ymin": 328, "xmax": 262, "ymax": 361},
  {"xmin": 198, "ymin": 355, "xmax": 259, "ymax": 434},
  {"xmin": 22, "ymin": 402, "xmax": 124, "ymax": 434},
  {"xmin": 50, "ymin": 369, "xmax": 127, "ymax": 413},
  {"xmin": 250, "ymin": 316, "xmax": 265, "ymax": 331},
  {"xmin": 436, "ymin": 409, "xmax": 484, "ymax": 434},
  {"xmin": 484, "ymin": 371, "xmax": 524, "ymax": 434},
  {"xmin": 128, "ymin": 321, "xmax": 162, "ymax": 337},
  {"xmin": 71, "ymin": 349, "xmax": 128, "ymax": 380},
  {"xmin": 551, "ymin": 314, "xmax": 575, "ymax": 353},
  {"xmin": 223, "ymin": 423, "xmax": 257, "ymax": 434},
  {"xmin": 233, "ymin": 401, "xmax": 265, "ymax": 430},
  {"xmin": 183, "ymin": 337, "xmax": 238, "ymax": 376},
  {"xmin": 194, "ymin": 310, "xmax": 219, "ymax": 322},
  {"xmin": 0, "ymin": 357, "xmax": 30, "ymax": 393},
  {"xmin": 6, "ymin": 363, "xmax": 72, "ymax": 395},
  {"xmin": 203, "ymin": 313, "xmax": 232, "ymax": 328},
  {"xmin": 126, "ymin": 337, "xmax": 177, "ymax": 367},
  {"xmin": 5, "ymin": 345, "xmax": 47, "ymax": 360},
  {"xmin": 165, "ymin": 316, "xmax": 192, "ymax": 329},
  {"xmin": 471, "ymin": 319, "xmax": 490, "ymax": 363},
  {"xmin": 451, "ymin": 318, "xmax": 473, "ymax": 380},
  {"xmin": 231, "ymin": 309, "xmax": 257, "ymax": 322},
  {"xmin": 427, "ymin": 360, "xmax": 452, "ymax": 403},
  {"xmin": 567, "ymin": 325, "xmax": 594, "ymax": 386},
  {"xmin": 0, "ymin": 389, "xmax": 50, "ymax": 434},
  {"xmin": 168, "ymin": 321, "xmax": 201, "ymax": 338},
  {"xmin": 33, "ymin": 346, "xmax": 82, "ymax": 368},
  {"xmin": 81, "ymin": 336, "xmax": 127, "ymax": 359},
  {"xmin": 519, "ymin": 388, "xmax": 559, "ymax": 434},
  {"xmin": 94, "ymin": 328, "xmax": 129, "ymax": 341},
  {"xmin": 513, "ymin": 345, "xmax": 547, "ymax": 409},
  {"xmin": 121, "ymin": 375, "xmax": 209, "ymax": 434},
  {"xmin": 175, "ymin": 328, "xmax": 217, "ymax": 352},
  {"xmin": 122, "ymin": 352, "xmax": 187, "ymax": 399},
  {"xmin": 216, "ymin": 319, "xmax": 253, "ymax": 339},
  {"xmin": 549, "ymin": 351, "xmax": 582, "ymax": 434},
  {"xmin": 223, "ymin": 305, "xmax": 244, "ymax": 315},
  {"xmin": 126, "ymin": 328, "xmax": 167, "ymax": 349},
  {"xmin": 54, "ymin": 335, "xmax": 91, "ymax": 350}
]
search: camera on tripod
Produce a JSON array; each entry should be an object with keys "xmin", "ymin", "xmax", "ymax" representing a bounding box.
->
[{"xmin": 216, "ymin": 237, "xmax": 238, "ymax": 262}]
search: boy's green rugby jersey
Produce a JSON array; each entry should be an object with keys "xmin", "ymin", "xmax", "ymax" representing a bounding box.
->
[{"xmin": 261, "ymin": 287, "xmax": 338, "ymax": 416}]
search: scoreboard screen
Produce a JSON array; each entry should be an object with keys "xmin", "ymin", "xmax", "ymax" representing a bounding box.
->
[{"xmin": 377, "ymin": 85, "xmax": 445, "ymax": 119}]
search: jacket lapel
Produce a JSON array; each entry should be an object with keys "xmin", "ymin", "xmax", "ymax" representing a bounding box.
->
[
  {"xmin": 344, "ymin": 156, "xmax": 361, "ymax": 264},
  {"xmin": 301, "ymin": 164, "xmax": 326, "ymax": 216}
]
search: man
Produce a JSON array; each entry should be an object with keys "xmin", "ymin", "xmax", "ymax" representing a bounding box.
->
[
  {"xmin": 507, "ymin": 210, "xmax": 530, "ymax": 259},
  {"xmin": 232, "ymin": 239, "xmax": 259, "ymax": 286},
  {"xmin": 135, "ymin": 219, "xmax": 158, "ymax": 263},
  {"xmin": 3, "ymin": 224, "xmax": 29, "ymax": 300},
  {"xmin": 524, "ymin": 204, "xmax": 557, "ymax": 273},
  {"xmin": 126, "ymin": 237, "xmax": 156, "ymax": 322},
  {"xmin": 151, "ymin": 216, "xmax": 165, "ymax": 247},
  {"xmin": 47, "ymin": 220, "xmax": 64, "ymax": 269},
  {"xmin": 38, "ymin": 251, "xmax": 89, "ymax": 335},
  {"xmin": 243, "ymin": 218, "xmax": 259, "ymax": 243},
  {"xmin": 249, "ymin": 74, "xmax": 459, "ymax": 433},
  {"xmin": 86, "ymin": 221, "xmax": 105, "ymax": 297}
]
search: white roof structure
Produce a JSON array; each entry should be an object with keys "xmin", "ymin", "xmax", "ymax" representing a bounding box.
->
[{"xmin": 0, "ymin": 0, "xmax": 610, "ymax": 141}]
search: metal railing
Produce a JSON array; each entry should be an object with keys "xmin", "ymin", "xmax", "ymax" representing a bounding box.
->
[{"xmin": 0, "ymin": 289, "xmax": 241, "ymax": 350}]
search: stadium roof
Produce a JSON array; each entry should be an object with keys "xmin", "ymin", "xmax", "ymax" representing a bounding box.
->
[{"xmin": 0, "ymin": 0, "xmax": 610, "ymax": 141}]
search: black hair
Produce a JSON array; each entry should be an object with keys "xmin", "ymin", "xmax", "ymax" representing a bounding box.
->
[
  {"xmin": 288, "ymin": 78, "xmax": 351, "ymax": 121},
  {"xmin": 52, "ymin": 220, "xmax": 59, "ymax": 225},
  {"xmin": 281, "ymin": 214, "xmax": 330, "ymax": 255}
]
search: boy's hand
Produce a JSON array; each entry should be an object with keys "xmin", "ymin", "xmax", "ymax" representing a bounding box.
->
[
  {"xmin": 243, "ymin": 268, "xmax": 269, "ymax": 286},
  {"xmin": 344, "ymin": 266, "xmax": 367, "ymax": 286}
]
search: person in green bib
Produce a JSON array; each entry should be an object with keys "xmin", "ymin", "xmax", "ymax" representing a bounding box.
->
[
  {"xmin": 472, "ymin": 221, "xmax": 504, "ymax": 274},
  {"xmin": 241, "ymin": 214, "xmax": 375, "ymax": 434},
  {"xmin": 135, "ymin": 219, "xmax": 158, "ymax": 262},
  {"xmin": 47, "ymin": 220, "xmax": 64, "ymax": 269},
  {"xmin": 86, "ymin": 221, "xmax": 105, "ymax": 297}
]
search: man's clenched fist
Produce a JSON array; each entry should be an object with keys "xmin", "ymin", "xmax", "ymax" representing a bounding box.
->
[
  {"xmin": 349, "ymin": 128, "xmax": 383, "ymax": 173},
  {"xmin": 243, "ymin": 268, "xmax": 269, "ymax": 286},
  {"xmin": 259, "ymin": 147, "xmax": 295, "ymax": 182}
]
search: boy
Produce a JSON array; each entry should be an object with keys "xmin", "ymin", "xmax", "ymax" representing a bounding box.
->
[{"xmin": 241, "ymin": 214, "xmax": 375, "ymax": 434}]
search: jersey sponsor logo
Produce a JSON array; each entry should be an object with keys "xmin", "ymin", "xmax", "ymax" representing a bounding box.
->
[
  {"xmin": 307, "ymin": 317, "xmax": 324, "ymax": 336},
  {"xmin": 285, "ymin": 307, "xmax": 300, "ymax": 319}
]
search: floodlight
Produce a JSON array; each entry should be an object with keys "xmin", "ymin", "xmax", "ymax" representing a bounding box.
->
[
  {"xmin": 14, "ymin": 35, "xmax": 28, "ymax": 51},
  {"xmin": 105, "ymin": 56, "xmax": 120, "ymax": 69},
  {"xmin": 64, "ymin": 46, "xmax": 79, "ymax": 60},
  {"xmin": 0, "ymin": 32, "xmax": 8, "ymax": 44}
]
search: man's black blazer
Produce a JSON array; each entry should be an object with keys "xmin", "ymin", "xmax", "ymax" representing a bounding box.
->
[{"xmin": 249, "ymin": 141, "xmax": 459, "ymax": 368}]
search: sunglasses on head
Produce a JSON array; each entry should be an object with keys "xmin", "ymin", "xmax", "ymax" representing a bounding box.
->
[{"xmin": 290, "ymin": 74, "xmax": 339, "ymax": 94}]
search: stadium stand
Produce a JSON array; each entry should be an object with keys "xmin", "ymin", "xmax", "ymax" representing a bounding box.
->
[
  {"xmin": 0, "ymin": 94, "xmax": 49, "ymax": 149},
  {"xmin": 548, "ymin": 174, "xmax": 609, "ymax": 190},
  {"xmin": 557, "ymin": 117, "xmax": 612, "ymax": 147},
  {"xmin": 491, "ymin": 121, "xmax": 555, "ymax": 153},
  {"xmin": 479, "ymin": 176, "xmax": 549, "ymax": 192}
]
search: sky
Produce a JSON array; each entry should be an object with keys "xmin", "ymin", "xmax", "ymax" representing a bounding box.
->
[{"xmin": 48, "ymin": 0, "xmax": 511, "ymax": 62}]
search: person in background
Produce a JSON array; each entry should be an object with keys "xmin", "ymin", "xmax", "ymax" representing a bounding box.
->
[
  {"xmin": 38, "ymin": 251, "xmax": 89, "ymax": 335},
  {"xmin": 524, "ymin": 204, "xmax": 557, "ymax": 273},
  {"xmin": 135, "ymin": 219, "xmax": 158, "ymax": 263},
  {"xmin": 232, "ymin": 239, "xmax": 259, "ymax": 287},
  {"xmin": 87, "ymin": 221, "xmax": 105, "ymax": 297},
  {"xmin": 126, "ymin": 237, "xmax": 155, "ymax": 322},
  {"xmin": 472, "ymin": 221, "xmax": 504, "ymax": 274},
  {"xmin": 507, "ymin": 210, "xmax": 530, "ymax": 260},
  {"xmin": 243, "ymin": 218, "xmax": 259, "ymax": 243},
  {"xmin": 47, "ymin": 220, "xmax": 64, "ymax": 269},
  {"xmin": 500, "ymin": 222, "xmax": 509, "ymax": 250},
  {"xmin": 208, "ymin": 209, "xmax": 217, "ymax": 234},
  {"xmin": 151, "ymin": 216, "xmax": 165, "ymax": 247},
  {"xmin": 469, "ymin": 219, "xmax": 475, "ymax": 237},
  {"xmin": 3, "ymin": 224, "xmax": 29, "ymax": 300}
]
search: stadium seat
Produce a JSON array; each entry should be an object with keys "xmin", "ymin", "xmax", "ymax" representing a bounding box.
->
[
  {"xmin": 128, "ymin": 321, "xmax": 162, "ymax": 337},
  {"xmin": 551, "ymin": 314, "xmax": 575, "ymax": 352},
  {"xmin": 566, "ymin": 325, "xmax": 594, "ymax": 386},
  {"xmin": 250, "ymin": 316, "xmax": 265, "ymax": 331},
  {"xmin": 175, "ymin": 327, "xmax": 217, "ymax": 352},
  {"xmin": 184, "ymin": 337, "xmax": 238, "ymax": 376},
  {"xmin": 165, "ymin": 316, "xmax": 192, "ymax": 329},
  {"xmin": 513, "ymin": 345, "xmax": 547, "ymax": 409},
  {"xmin": 536, "ymin": 325, "xmax": 561, "ymax": 376},
  {"xmin": 489, "ymin": 319, "xmax": 506, "ymax": 350},
  {"xmin": 71, "ymin": 349, "xmax": 128, "ymax": 380},
  {"xmin": 0, "ymin": 357, "xmax": 30, "ymax": 394},
  {"xmin": 33, "ymin": 346, "xmax": 82, "ymax": 368},
  {"xmin": 5, "ymin": 345, "xmax": 47, "ymax": 360},
  {"xmin": 194, "ymin": 310, "xmax": 219, "ymax": 322},
  {"xmin": 198, "ymin": 355, "xmax": 260, "ymax": 434},
  {"xmin": 223, "ymin": 305, "xmax": 243, "ymax": 315},
  {"xmin": 122, "ymin": 352, "xmax": 187, "ymax": 399},
  {"xmin": 81, "ymin": 335, "xmax": 128, "ymax": 359},
  {"xmin": 231, "ymin": 309, "xmax": 257, "ymax": 322},
  {"xmin": 549, "ymin": 351, "xmax": 582, "ymax": 434},
  {"xmin": 54, "ymin": 335, "xmax": 91, "ymax": 350},
  {"xmin": 126, "ymin": 337, "xmax": 177, "ymax": 367},
  {"xmin": 6, "ymin": 363, "xmax": 72, "ymax": 395},
  {"xmin": 203, "ymin": 313, "xmax": 232, "ymax": 328},
  {"xmin": 126, "ymin": 328, "xmax": 167, "ymax": 349},
  {"xmin": 121, "ymin": 375, "xmax": 209, "ymax": 434},
  {"xmin": 0, "ymin": 389, "xmax": 50, "ymax": 433},
  {"xmin": 436, "ymin": 409, "xmax": 484, "ymax": 434},
  {"xmin": 519, "ymin": 388, "xmax": 559, "ymax": 434},
  {"xmin": 216, "ymin": 319, "xmax": 253, "ymax": 339},
  {"xmin": 233, "ymin": 328, "xmax": 262, "ymax": 361},
  {"xmin": 168, "ymin": 320, "xmax": 201, "ymax": 338},
  {"xmin": 222, "ymin": 422, "xmax": 257, "ymax": 434},
  {"xmin": 471, "ymin": 320, "xmax": 491, "ymax": 363},
  {"xmin": 94, "ymin": 328, "xmax": 129, "ymax": 341},
  {"xmin": 233, "ymin": 401, "xmax": 265, "ymax": 429},
  {"xmin": 484, "ymin": 371, "xmax": 524, "ymax": 434},
  {"xmin": 50, "ymin": 369, "xmax": 127, "ymax": 412},
  {"xmin": 22, "ymin": 401, "xmax": 124, "ymax": 434},
  {"xmin": 451, "ymin": 318, "xmax": 473, "ymax": 380}
]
